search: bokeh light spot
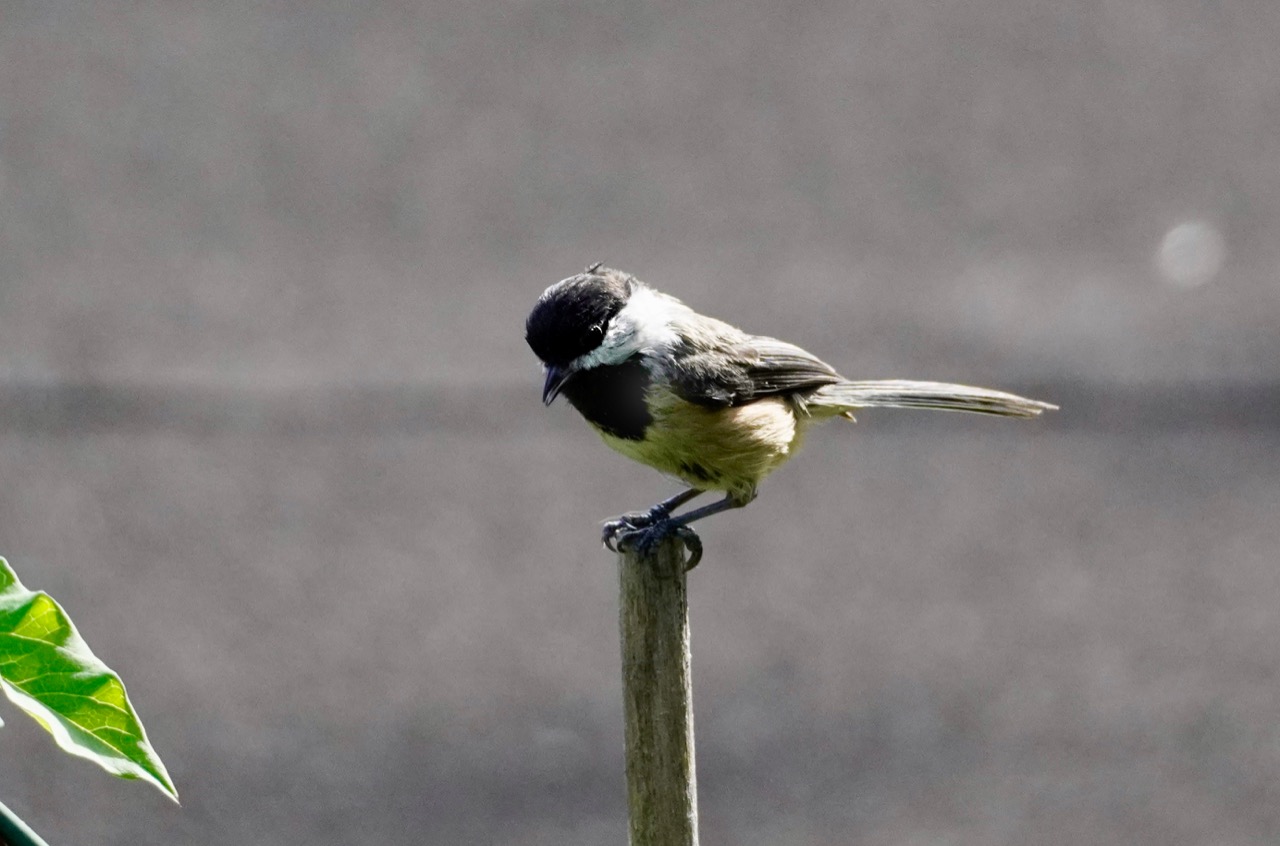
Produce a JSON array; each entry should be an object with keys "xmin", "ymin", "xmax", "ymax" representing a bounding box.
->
[{"xmin": 1156, "ymin": 220, "xmax": 1225, "ymax": 288}]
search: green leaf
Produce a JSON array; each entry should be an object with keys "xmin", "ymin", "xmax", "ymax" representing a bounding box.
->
[{"xmin": 0, "ymin": 556, "xmax": 178, "ymax": 802}]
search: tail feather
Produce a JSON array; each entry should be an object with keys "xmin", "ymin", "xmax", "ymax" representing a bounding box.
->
[{"xmin": 807, "ymin": 380, "xmax": 1056, "ymax": 419}]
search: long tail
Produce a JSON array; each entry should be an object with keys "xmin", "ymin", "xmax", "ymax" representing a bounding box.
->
[{"xmin": 807, "ymin": 380, "xmax": 1056, "ymax": 419}]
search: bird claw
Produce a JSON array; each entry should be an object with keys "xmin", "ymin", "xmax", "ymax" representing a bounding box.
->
[
  {"xmin": 602, "ymin": 516, "xmax": 642, "ymax": 552},
  {"xmin": 601, "ymin": 505, "xmax": 667, "ymax": 551},
  {"xmin": 673, "ymin": 524, "xmax": 703, "ymax": 571},
  {"xmin": 602, "ymin": 515, "xmax": 703, "ymax": 571}
]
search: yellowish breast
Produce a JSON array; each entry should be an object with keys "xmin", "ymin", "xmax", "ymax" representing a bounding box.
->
[{"xmin": 597, "ymin": 394, "xmax": 809, "ymax": 498}]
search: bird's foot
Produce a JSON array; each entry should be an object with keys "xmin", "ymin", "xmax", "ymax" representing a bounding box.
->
[
  {"xmin": 601, "ymin": 501, "xmax": 673, "ymax": 550},
  {"xmin": 602, "ymin": 512, "xmax": 655, "ymax": 549},
  {"xmin": 602, "ymin": 515, "xmax": 703, "ymax": 571}
]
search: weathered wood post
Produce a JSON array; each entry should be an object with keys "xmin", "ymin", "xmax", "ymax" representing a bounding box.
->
[{"xmin": 617, "ymin": 536, "xmax": 699, "ymax": 846}]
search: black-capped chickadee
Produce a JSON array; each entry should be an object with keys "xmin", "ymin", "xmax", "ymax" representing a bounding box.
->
[{"xmin": 526, "ymin": 263, "xmax": 1055, "ymax": 568}]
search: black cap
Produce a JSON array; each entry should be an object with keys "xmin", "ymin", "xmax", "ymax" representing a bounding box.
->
[{"xmin": 525, "ymin": 266, "xmax": 632, "ymax": 367}]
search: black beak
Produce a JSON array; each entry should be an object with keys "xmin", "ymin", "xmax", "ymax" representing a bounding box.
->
[{"xmin": 542, "ymin": 365, "xmax": 572, "ymax": 406}]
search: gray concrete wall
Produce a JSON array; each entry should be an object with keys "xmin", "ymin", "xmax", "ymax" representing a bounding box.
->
[{"xmin": 2, "ymin": 2, "xmax": 1277, "ymax": 843}]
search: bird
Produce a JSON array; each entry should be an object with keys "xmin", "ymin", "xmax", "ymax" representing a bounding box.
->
[{"xmin": 525, "ymin": 263, "xmax": 1055, "ymax": 568}]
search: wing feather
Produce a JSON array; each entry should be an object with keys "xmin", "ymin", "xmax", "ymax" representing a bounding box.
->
[{"xmin": 667, "ymin": 330, "xmax": 844, "ymax": 407}]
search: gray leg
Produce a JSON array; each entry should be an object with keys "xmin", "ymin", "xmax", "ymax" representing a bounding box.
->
[
  {"xmin": 606, "ymin": 490, "xmax": 754, "ymax": 571},
  {"xmin": 666, "ymin": 492, "xmax": 753, "ymax": 529},
  {"xmin": 602, "ymin": 488, "xmax": 705, "ymax": 550},
  {"xmin": 651, "ymin": 488, "xmax": 707, "ymax": 517}
]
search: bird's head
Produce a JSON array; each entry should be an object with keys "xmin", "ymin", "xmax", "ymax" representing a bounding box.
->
[{"xmin": 526, "ymin": 263, "xmax": 676, "ymax": 405}]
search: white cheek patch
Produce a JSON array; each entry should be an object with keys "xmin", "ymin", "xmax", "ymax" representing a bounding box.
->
[{"xmin": 577, "ymin": 286, "xmax": 683, "ymax": 369}]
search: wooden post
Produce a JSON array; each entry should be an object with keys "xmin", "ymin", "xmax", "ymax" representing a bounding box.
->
[{"xmin": 618, "ymin": 536, "xmax": 699, "ymax": 846}]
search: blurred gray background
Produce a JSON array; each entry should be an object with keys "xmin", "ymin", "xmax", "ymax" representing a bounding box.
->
[{"xmin": 2, "ymin": 1, "xmax": 1278, "ymax": 844}]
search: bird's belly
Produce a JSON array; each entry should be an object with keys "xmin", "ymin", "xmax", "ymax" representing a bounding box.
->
[{"xmin": 596, "ymin": 395, "xmax": 805, "ymax": 497}]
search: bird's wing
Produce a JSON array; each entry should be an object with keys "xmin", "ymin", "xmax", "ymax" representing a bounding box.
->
[{"xmin": 668, "ymin": 333, "xmax": 844, "ymax": 407}]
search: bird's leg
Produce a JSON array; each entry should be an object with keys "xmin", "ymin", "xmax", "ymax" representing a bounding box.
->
[
  {"xmin": 602, "ymin": 488, "xmax": 705, "ymax": 551},
  {"xmin": 605, "ymin": 490, "xmax": 755, "ymax": 572},
  {"xmin": 667, "ymin": 489, "xmax": 756, "ymax": 529}
]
